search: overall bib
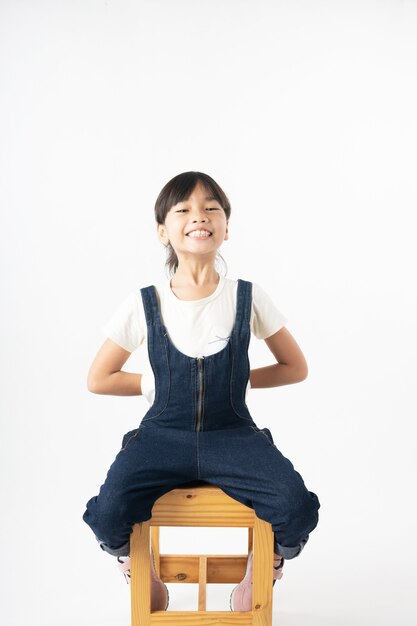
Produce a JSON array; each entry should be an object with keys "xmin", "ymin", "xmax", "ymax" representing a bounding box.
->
[{"xmin": 83, "ymin": 279, "xmax": 320, "ymax": 560}]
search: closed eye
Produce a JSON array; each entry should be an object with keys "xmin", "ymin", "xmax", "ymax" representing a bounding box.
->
[{"xmin": 176, "ymin": 208, "xmax": 219, "ymax": 213}]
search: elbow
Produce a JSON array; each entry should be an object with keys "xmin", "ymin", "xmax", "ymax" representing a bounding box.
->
[
  {"xmin": 87, "ymin": 364, "xmax": 105, "ymax": 393},
  {"xmin": 87, "ymin": 377, "xmax": 101, "ymax": 394},
  {"xmin": 293, "ymin": 363, "xmax": 308, "ymax": 382},
  {"xmin": 298, "ymin": 368, "xmax": 308, "ymax": 382}
]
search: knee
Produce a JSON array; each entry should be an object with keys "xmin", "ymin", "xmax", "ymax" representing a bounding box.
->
[
  {"xmin": 83, "ymin": 493, "xmax": 129, "ymax": 534},
  {"xmin": 287, "ymin": 489, "xmax": 320, "ymax": 533}
]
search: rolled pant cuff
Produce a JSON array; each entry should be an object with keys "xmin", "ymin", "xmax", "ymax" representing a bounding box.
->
[
  {"xmin": 274, "ymin": 535, "xmax": 309, "ymax": 560},
  {"xmin": 95, "ymin": 535, "xmax": 130, "ymax": 557}
]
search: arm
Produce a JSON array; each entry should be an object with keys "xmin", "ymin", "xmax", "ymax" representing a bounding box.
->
[
  {"xmin": 86, "ymin": 338, "xmax": 143, "ymax": 396},
  {"xmin": 249, "ymin": 327, "xmax": 308, "ymax": 388}
]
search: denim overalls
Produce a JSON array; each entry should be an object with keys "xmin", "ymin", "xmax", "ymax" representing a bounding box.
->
[{"xmin": 83, "ymin": 279, "xmax": 320, "ymax": 560}]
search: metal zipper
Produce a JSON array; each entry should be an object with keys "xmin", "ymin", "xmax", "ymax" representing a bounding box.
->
[{"xmin": 196, "ymin": 357, "xmax": 204, "ymax": 432}]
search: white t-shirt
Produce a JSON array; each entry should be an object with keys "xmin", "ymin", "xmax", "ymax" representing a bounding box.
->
[{"xmin": 101, "ymin": 275, "xmax": 288, "ymax": 405}]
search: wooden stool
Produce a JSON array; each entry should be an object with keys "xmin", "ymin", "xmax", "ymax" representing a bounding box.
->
[{"xmin": 130, "ymin": 480, "xmax": 275, "ymax": 625}]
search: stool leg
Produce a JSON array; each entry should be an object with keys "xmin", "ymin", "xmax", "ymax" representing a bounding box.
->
[
  {"xmin": 131, "ymin": 521, "xmax": 151, "ymax": 626},
  {"xmin": 248, "ymin": 526, "xmax": 254, "ymax": 554},
  {"xmin": 150, "ymin": 526, "xmax": 161, "ymax": 576},
  {"xmin": 198, "ymin": 555, "xmax": 207, "ymax": 611},
  {"xmin": 253, "ymin": 516, "xmax": 274, "ymax": 623}
]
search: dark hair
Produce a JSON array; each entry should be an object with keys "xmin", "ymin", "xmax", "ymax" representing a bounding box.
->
[{"xmin": 154, "ymin": 171, "xmax": 231, "ymax": 278}]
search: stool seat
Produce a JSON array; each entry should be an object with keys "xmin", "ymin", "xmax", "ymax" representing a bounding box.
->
[{"xmin": 130, "ymin": 482, "xmax": 275, "ymax": 625}]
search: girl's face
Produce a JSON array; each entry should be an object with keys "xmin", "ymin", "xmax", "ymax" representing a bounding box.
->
[{"xmin": 157, "ymin": 182, "xmax": 229, "ymax": 258}]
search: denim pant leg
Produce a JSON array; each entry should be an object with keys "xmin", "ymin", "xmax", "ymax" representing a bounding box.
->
[
  {"xmin": 199, "ymin": 426, "xmax": 320, "ymax": 560},
  {"xmin": 82, "ymin": 425, "xmax": 200, "ymax": 556},
  {"xmin": 94, "ymin": 534, "xmax": 131, "ymax": 557},
  {"xmin": 82, "ymin": 431, "xmax": 163, "ymax": 557}
]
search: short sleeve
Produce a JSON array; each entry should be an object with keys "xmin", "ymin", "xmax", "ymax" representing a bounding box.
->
[
  {"xmin": 100, "ymin": 292, "xmax": 145, "ymax": 353},
  {"xmin": 250, "ymin": 282, "xmax": 288, "ymax": 340}
]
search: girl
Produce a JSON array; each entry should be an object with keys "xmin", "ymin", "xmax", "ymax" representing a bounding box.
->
[{"xmin": 83, "ymin": 171, "xmax": 320, "ymax": 612}]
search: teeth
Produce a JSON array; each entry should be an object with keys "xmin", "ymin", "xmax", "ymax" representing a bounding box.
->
[{"xmin": 187, "ymin": 230, "xmax": 211, "ymax": 237}]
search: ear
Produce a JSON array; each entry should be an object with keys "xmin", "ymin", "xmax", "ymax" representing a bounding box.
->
[{"xmin": 156, "ymin": 222, "xmax": 169, "ymax": 244}]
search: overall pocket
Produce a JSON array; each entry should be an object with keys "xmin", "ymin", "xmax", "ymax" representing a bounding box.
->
[
  {"xmin": 251, "ymin": 425, "xmax": 275, "ymax": 447},
  {"xmin": 120, "ymin": 423, "xmax": 146, "ymax": 452}
]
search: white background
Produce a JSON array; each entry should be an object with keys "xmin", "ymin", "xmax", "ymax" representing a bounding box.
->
[{"xmin": 1, "ymin": 1, "xmax": 416, "ymax": 624}]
